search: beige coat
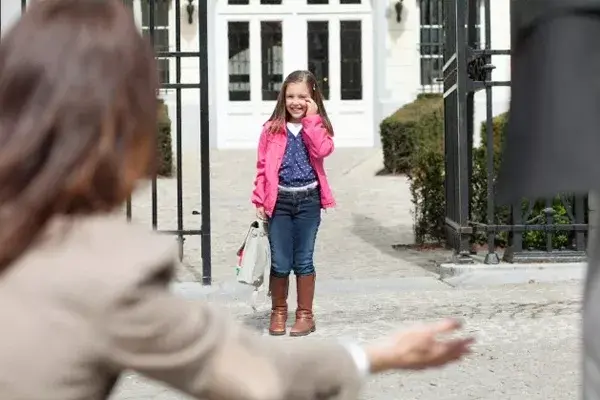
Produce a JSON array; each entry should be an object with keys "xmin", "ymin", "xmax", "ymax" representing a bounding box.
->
[{"xmin": 0, "ymin": 215, "xmax": 360, "ymax": 400}]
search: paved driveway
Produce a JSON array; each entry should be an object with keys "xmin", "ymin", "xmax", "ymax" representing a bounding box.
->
[{"xmin": 111, "ymin": 148, "xmax": 581, "ymax": 400}]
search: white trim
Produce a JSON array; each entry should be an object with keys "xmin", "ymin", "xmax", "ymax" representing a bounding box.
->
[{"xmin": 329, "ymin": 17, "xmax": 341, "ymax": 102}]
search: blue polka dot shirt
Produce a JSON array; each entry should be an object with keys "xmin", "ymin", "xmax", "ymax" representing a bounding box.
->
[{"xmin": 278, "ymin": 122, "xmax": 318, "ymax": 188}]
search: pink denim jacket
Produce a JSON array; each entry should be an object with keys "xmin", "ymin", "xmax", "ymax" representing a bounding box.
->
[{"xmin": 251, "ymin": 114, "xmax": 336, "ymax": 217}]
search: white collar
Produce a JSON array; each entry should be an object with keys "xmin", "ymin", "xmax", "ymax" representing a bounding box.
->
[{"xmin": 286, "ymin": 122, "xmax": 302, "ymax": 136}]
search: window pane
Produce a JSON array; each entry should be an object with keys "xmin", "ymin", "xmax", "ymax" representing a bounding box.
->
[
  {"xmin": 307, "ymin": 21, "xmax": 329, "ymax": 100},
  {"xmin": 228, "ymin": 0, "xmax": 250, "ymax": 4},
  {"xmin": 142, "ymin": 28, "xmax": 169, "ymax": 52},
  {"xmin": 141, "ymin": 0, "xmax": 169, "ymax": 27},
  {"xmin": 340, "ymin": 0, "xmax": 361, "ymax": 3},
  {"xmin": 307, "ymin": 0, "xmax": 328, "ymax": 4},
  {"xmin": 420, "ymin": 27, "xmax": 442, "ymax": 56},
  {"xmin": 261, "ymin": 21, "xmax": 283, "ymax": 101},
  {"xmin": 420, "ymin": 57, "xmax": 443, "ymax": 86},
  {"xmin": 228, "ymin": 22, "xmax": 251, "ymax": 101},
  {"xmin": 261, "ymin": 0, "xmax": 282, "ymax": 3},
  {"xmin": 157, "ymin": 58, "xmax": 170, "ymax": 86},
  {"xmin": 419, "ymin": 0, "xmax": 443, "ymax": 26},
  {"xmin": 340, "ymin": 20, "xmax": 362, "ymax": 100}
]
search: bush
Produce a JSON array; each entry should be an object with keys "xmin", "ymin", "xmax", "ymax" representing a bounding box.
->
[
  {"xmin": 379, "ymin": 93, "xmax": 443, "ymax": 175},
  {"xmin": 471, "ymin": 113, "xmax": 572, "ymax": 250},
  {"xmin": 156, "ymin": 99, "xmax": 173, "ymax": 177},
  {"xmin": 410, "ymin": 148, "xmax": 445, "ymax": 245},
  {"xmin": 396, "ymin": 102, "xmax": 578, "ymax": 252}
]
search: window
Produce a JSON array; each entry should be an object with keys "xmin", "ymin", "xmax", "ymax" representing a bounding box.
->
[
  {"xmin": 228, "ymin": 22, "xmax": 251, "ymax": 101},
  {"xmin": 228, "ymin": 0, "xmax": 249, "ymax": 4},
  {"xmin": 261, "ymin": 21, "xmax": 283, "ymax": 100},
  {"xmin": 307, "ymin": 21, "xmax": 329, "ymax": 100},
  {"xmin": 419, "ymin": 0, "xmax": 443, "ymax": 90},
  {"xmin": 307, "ymin": 0, "xmax": 328, "ymax": 4},
  {"xmin": 141, "ymin": 1, "xmax": 170, "ymax": 85},
  {"xmin": 261, "ymin": 0, "xmax": 282, "ymax": 3},
  {"xmin": 340, "ymin": 20, "xmax": 362, "ymax": 100},
  {"xmin": 419, "ymin": 0, "xmax": 481, "ymax": 90},
  {"xmin": 340, "ymin": 0, "xmax": 361, "ymax": 3},
  {"xmin": 121, "ymin": 0, "xmax": 170, "ymax": 85}
]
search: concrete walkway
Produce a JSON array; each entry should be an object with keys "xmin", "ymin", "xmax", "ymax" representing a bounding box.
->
[
  {"xmin": 112, "ymin": 280, "xmax": 581, "ymax": 400},
  {"xmin": 111, "ymin": 149, "xmax": 582, "ymax": 400},
  {"xmin": 127, "ymin": 148, "xmax": 441, "ymax": 283}
]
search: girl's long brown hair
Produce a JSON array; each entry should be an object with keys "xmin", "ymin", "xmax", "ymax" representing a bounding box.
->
[
  {"xmin": 0, "ymin": 0, "xmax": 158, "ymax": 271},
  {"xmin": 266, "ymin": 70, "xmax": 334, "ymax": 136}
]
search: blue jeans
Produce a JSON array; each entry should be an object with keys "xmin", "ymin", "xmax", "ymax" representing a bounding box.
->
[{"xmin": 268, "ymin": 188, "xmax": 321, "ymax": 278}]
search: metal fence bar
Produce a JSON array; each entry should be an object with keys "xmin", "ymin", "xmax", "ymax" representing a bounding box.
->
[
  {"xmin": 149, "ymin": 0, "xmax": 159, "ymax": 233},
  {"xmin": 199, "ymin": 0, "xmax": 212, "ymax": 285},
  {"xmin": 174, "ymin": 0, "xmax": 185, "ymax": 260}
]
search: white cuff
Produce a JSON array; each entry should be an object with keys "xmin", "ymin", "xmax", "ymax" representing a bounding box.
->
[{"xmin": 340, "ymin": 341, "xmax": 370, "ymax": 378}]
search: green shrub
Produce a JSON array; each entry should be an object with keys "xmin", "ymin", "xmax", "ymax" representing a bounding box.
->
[
  {"xmin": 379, "ymin": 94, "xmax": 443, "ymax": 175},
  {"xmin": 396, "ymin": 103, "xmax": 578, "ymax": 252},
  {"xmin": 410, "ymin": 148, "xmax": 445, "ymax": 245},
  {"xmin": 471, "ymin": 112, "xmax": 572, "ymax": 250},
  {"xmin": 156, "ymin": 99, "xmax": 173, "ymax": 177}
]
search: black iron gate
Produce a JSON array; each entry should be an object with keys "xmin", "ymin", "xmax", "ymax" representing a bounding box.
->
[
  {"xmin": 5, "ymin": 0, "xmax": 212, "ymax": 284},
  {"xmin": 443, "ymin": 0, "xmax": 588, "ymax": 263}
]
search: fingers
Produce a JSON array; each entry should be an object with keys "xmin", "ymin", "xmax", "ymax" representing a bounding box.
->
[
  {"xmin": 426, "ymin": 318, "xmax": 462, "ymax": 335},
  {"xmin": 441, "ymin": 338, "xmax": 474, "ymax": 363}
]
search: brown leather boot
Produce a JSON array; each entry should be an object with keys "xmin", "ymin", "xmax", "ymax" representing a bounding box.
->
[
  {"xmin": 268, "ymin": 276, "xmax": 289, "ymax": 336},
  {"xmin": 290, "ymin": 274, "xmax": 316, "ymax": 337}
]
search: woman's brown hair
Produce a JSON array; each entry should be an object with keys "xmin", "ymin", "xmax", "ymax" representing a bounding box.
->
[
  {"xmin": 266, "ymin": 70, "xmax": 334, "ymax": 136},
  {"xmin": 0, "ymin": 0, "xmax": 158, "ymax": 270}
]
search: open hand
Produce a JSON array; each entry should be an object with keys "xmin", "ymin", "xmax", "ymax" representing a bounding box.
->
[{"xmin": 365, "ymin": 319, "xmax": 474, "ymax": 372}]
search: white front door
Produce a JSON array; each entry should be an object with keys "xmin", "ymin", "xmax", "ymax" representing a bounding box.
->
[{"xmin": 215, "ymin": 0, "xmax": 373, "ymax": 149}]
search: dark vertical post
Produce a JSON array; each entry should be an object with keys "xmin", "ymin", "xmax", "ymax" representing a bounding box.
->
[
  {"xmin": 481, "ymin": 0, "xmax": 499, "ymax": 264},
  {"xmin": 575, "ymin": 196, "xmax": 586, "ymax": 252},
  {"xmin": 199, "ymin": 0, "xmax": 212, "ymax": 285},
  {"xmin": 466, "ymin": 0, "xmax": 477, "ymax": 254},
  {"xmin": 174, "ymin": 0, "xmax": 185, "ymax": 260},
  {"xmin": 149, "ymin": 0, "xmax": 159, "ymax": 232},
  {"xmin": 454, "ymin": 0, "xmax": 471, "ymax": 259}
]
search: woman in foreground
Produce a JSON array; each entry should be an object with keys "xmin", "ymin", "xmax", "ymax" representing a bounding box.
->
[{"xmin": 0, "ymin": 1, "xmax": 473, "ymax": 399}]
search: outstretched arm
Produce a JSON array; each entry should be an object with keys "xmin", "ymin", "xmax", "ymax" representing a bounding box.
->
[{"xmin": 99, "ymin": 261, "xmax": 363, "ymax": 400}]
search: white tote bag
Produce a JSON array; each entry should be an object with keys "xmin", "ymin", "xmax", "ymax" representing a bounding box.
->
[{"xmin": 236, "ymin": 220, "xmax": 271, "ymax": 310}]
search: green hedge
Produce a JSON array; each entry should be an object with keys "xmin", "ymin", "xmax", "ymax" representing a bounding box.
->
[
  {"xmin": 379, "ymin": 93, "xmax": 443, "ymax": 175},
  {"xmin": 157, "ymin": 99, "xmax": 173, "ymax": 177},
  {"xmin": 387, "ymin": 99, "xmax": 577, "ymax": 251}
]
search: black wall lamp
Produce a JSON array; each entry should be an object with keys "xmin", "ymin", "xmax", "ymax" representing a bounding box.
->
[
  {"xmin": 394, "ymin": 0, "xmax": 404, "ymax": 23},
  {"xmin": 186, "ymin": 0, "xmax": 194, "ymax": 24}
]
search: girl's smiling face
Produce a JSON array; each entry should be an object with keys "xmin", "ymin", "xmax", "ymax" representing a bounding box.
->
[{"xmin": 285, "ymin": 81, "xmax": 311, "ymax": 122}]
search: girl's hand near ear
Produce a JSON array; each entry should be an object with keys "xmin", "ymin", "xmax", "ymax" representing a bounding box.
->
[{"xmin": 305, "ymin": 98, "xmax": 319, "ymax": 116}]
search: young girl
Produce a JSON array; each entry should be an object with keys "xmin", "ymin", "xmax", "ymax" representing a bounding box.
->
[{"xmin": 251, "ymin": 70, "xmax": 335, "ymax": 337}]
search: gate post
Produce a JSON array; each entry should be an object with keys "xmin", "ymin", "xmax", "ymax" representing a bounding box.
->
[
  {"xmin": 443, "ymin": 0, "xmax": 473, "ymax": 262},
  {"xmin": 199, "ymin": 0, "xmax": 212, "ymax": 286}
]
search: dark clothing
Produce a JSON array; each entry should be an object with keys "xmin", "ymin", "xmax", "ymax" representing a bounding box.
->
[
  {"xmin": 496, "ymin": 3, "xmax": 600, "ymax": 399},
  {"xmin": 278, "ymin": 128, "xmax": 317, "ymax": 188},
  {"xmin": 268, "ymin": 188, "xmax": 321, "ymax": 277},
  {"xmin": 496, "ymin": 1, "xmax": 600, "ymax": 204}
]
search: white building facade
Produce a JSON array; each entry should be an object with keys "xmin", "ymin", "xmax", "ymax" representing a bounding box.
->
[{"xmin": 1, "ymin": 0, "xmax": 512, "ymax": 151}]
